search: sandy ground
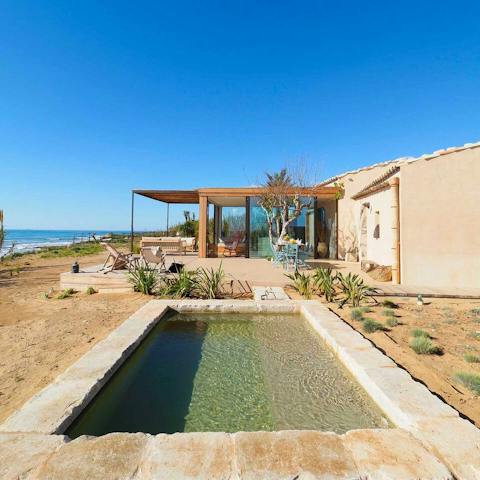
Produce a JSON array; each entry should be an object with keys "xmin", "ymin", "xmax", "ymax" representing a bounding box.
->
[
  {"xmin": 286, "ymin": 287, "xmax": 480, "ymax": 427},
  {"xmin": 0, "ymin": 252, "xmax": 148, "ymax": 422}
]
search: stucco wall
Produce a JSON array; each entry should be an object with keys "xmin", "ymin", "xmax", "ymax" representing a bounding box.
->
[
  {"xmin": 353, "ymin": 185, "xmax": 395, "ymax": 266},
  {"xmin": 400, "ymin": 147, "xmax": 480, "ymax": 288},
  {"xmin": 326, "ymin": 164, "xmax": 399, "ymax": 260}
]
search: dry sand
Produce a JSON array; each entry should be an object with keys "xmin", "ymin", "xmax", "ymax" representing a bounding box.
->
[{"xmin": 0, "ymin": 253, "xmax": 148, "ymax": 422}]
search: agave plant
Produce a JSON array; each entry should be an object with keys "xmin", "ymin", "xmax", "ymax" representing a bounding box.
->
[
  {"xmin": 129, "ymin": 264, "xmax": 159, "ymax": 295},
  {"xmin": 312, "ymin": 267, "xmax": 337, "ymax": 302},
  {"xmin": 336, "ymin": 272, "xmax": 378, "ymax": 307},
  {"xmin": 195, "ymin": 263, "xmax": 225, "ymax": 299},
  {"xmin": 158, "ymin": 268, "xmax": 198, "ymax": 298},
  {"xmin": 286, "ymin": 270, "xmax": 314, "ymax": 299}
]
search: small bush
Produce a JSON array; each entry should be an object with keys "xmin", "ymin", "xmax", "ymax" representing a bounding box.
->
[
  {"xmin": 454, "ymin": 372, "xmax": 480, "ymax": 395},
  {"xmin": 411, "ymin": 328, "xmax": 431, "ymax": 339},
  {"xmin": 350, "ymin": 308, "xmax": 364, "ymax": 321},
  {"xmin": 410, "ymin": 336, "xmax": 443, "ymax": 355},
  {"xmin": 57, "ymin": 288, "xmax": 75, "ymax": 299},
  {"xmin": 464, "ymin": 354, "xmax": 480, "ymax": 363},
  {"xmin": 158, "ymin": 269, "xmax": 198, "ymax": 298},
  {"xmin": 85, "ymin": 286, "xmax": 96, "ymax": 295},
  {"xmin": 469, "ymin": 332, "xmax": 480, "ymax": 341},
  {"xmin": 382, "ymin": 308, "xmax": 396, "ymax": 317},
  {"xmin": 386, "ymin": 317, "xmax": 399, "ymax": 327},
  {"xmin": 381, "ymin": 299, "xmax": 398, "ymax": 309},
  {"xmin": 363, "ymin": 318, "xmax": 385, "ymax": 333},
  {"xmin": 359, "ymin": 306, "xmax": 372, "ymax": 313}
]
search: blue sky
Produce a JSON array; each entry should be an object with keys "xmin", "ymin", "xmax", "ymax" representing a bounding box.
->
[{"xmin": 1, "ymin": 1, "xmax": 479, "ymax": 230}]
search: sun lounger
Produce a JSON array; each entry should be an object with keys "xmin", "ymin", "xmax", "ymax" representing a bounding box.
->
[
  {"xmin": 99, "ymin": 243, "xmax": 138, "ymax": 274},
  {"xmin": 140, "ymin": 247, "xmax": 167, "ymax": 271}
]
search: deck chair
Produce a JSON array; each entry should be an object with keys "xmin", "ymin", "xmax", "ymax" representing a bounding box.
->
[
  {"xmin": 140, "ymin": 246, "xmax": 167, "ymax": 271},
  {"xmin": 223, "ymin": 240, "xmax": 239, "ymax": 257},
  {"xmin": 99, "ymin": 243, "xmax": 138, "ymax": 274}
]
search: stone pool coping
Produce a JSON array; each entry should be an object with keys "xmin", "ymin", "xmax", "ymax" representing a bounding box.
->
[{"xmin": 1, "ymin": 299, "xmax": 479, "ymax": 479}]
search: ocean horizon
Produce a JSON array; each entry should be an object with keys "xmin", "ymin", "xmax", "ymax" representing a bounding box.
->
[{"xmin": 1, "ymin": 229, "xmax": 130, "ymax": 255}]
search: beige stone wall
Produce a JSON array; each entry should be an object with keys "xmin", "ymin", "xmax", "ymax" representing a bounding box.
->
[
  {"xmin": 326, "ymin": 164, "xmax": 399, "ymax": 260},
  {"xmin": 400, "ymin": 147, "xmax": 480, "ymax": 288},
  {"xmin": 353, "ymin": 184, "xmax": 395, "ymax": 266}
]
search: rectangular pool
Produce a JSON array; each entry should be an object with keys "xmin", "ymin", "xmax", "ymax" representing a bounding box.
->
[{"xmin": 66, "ymin": 312, "xmax": 389, "ymax": 438}]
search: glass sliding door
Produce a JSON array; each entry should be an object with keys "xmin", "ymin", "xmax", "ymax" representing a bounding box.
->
[{"xmin": 248, "ymin": 197, "xmax": 273, "ymax": 258}]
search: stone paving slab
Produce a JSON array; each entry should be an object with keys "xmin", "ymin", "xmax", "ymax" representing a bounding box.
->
[
  {"xmin": 0, "ymin": 429, "xmax": 457, "ymax": 480},
  {"xmin": 252, "ymin": 286, "xmax": 290, "ymax": 301},
  {"xmin": 0, "ymin": 432, "xmax": 67, "ymax": 480}
]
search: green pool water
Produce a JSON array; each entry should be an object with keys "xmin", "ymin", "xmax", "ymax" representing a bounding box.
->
[{"xmin": 66, "ymin": 312, "xmax": 389, "ymax": 438}]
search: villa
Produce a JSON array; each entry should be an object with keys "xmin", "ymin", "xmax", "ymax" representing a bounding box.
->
[{"xmin": 132, "ymin": 140, "xmax": 480, "ymax": 289}]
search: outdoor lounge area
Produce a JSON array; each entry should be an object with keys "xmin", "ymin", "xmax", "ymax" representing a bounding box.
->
[{"xmin": 131, "ymin": 186, "xmax": 340, "ymax": 260}]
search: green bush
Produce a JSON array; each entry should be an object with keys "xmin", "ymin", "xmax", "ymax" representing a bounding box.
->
[
  {"xmin": 312, "ymin": 267, "xmax": 336, "ymax": 302},
  {"xmin": 381, "ymin": 299, "xmax": 398, "ymax": 309},
  {"xmin": 57, "ymin": 288, "xmax": 75, "ymax": 299},
  {"xmin": 410, "ymin": 336, "xmax": 443, "ymax": 355},
  {"xmin": 85, "ymin": 286, "xmax": 96, "ymax": 295},
  {"xmin": 286, "ymin": 271, "xmax": 314, "ymax": 299},
  {"xmin": 382, "ymin": 308, "xmax": 396, "ymax": 317},
  {"xmin": 411, "ymin": 328, "xmax": 431, "ymax": 339},
  {"xmin": 454, "ymin": 372, "xmax": 480, "ymax": 395},
  {"xmin": 40, "ymin": 242, "xmax": 103, "ymax": 258},
  {"xmin": 464, "ymin": 354, "xmax": 480, "ymax": 363},
  {"xmin": 128, "ymin": 264, "xmax": 159, "ymax": 295},
  {"xmin": 386, "ymin": 317, "xmax": 399, "ymax": 327},
  {"xmin": 350, "ymin": 308, "xmax": 364, "ymax": 321},
  {"xmin": 359, "ymin": 306, "xmax": 372, "ymax": 313},
  {"xmin": 362, "ymin": 318, "xmax": 385, "ymax": 333}
]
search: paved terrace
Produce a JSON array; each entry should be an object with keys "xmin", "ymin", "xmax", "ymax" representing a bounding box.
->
[{"xmin": 61, "ymin": 254, "xmax": 480, "ymax": 297}]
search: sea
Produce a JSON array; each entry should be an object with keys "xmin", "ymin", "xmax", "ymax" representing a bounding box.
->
[{"xmin": 1, "ymin": 229, "xmax": 129, "ymax": 256}]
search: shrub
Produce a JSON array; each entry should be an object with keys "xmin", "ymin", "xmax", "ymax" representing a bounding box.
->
[
  {"xmin": 469, "ymin": 332, "xmax": 480, "ymax": 341},
  {"xmin": 158, "ymin": 269, "xmax": 198, "ymax": 298},
  {"xmin": 381, "ymin": 299, "xmax": 398, "ymax": 309},
  {"xmin": 195, "ymin": 264, "xmax": 225, "ymax": 299},
  {"xmin": 362, "ymin": 318, "xmax": 385, "ymax": 333},
  {"xmin": 312, "ymin": 267, "xmax": 336, "ymax": 302},
  {"xmin": 410, "ymin": 337, "xmax": 443, "ymax": 355},
  {"xmin": 411, "ymin": 328, "xmax": 430, "ymax": 338},
  {"xmin": 286, "ymin": 271, "xmax": 314, "ymax": 299},
  {"xmin": 464, "ymin": 354, "xmax": 480, "ymax": 363},
  {"xmin": 454, "ymin": 372, "xmax": 480, "ymax": 395},
  {"xmin": 337, "ymin": 272, "xmax": 378, "ymax": 307},
  {"xmin": 382, "ymin": 308, "xmax": 395, "ymax": 317},
  {"xmin": 128, "ymin": 264, "xmax": 159, "ymax": 295},
  {"xmin": 57, "ymin": 288, "xmax": 75, "ymax": 299},
  {"xmin": 350, "ymin": 308, "xmax": 364, "ymax": 321},
  {"xmin": 386, "ymin": 317, "xmax": 399, "ymax": 327},
  {"xmin": 85, "ymin": 286, "xmax": 96, "ymax": 295},
  {"xmin": 359, "ymin": 306, "xmax": 372, "ymax": 313}
]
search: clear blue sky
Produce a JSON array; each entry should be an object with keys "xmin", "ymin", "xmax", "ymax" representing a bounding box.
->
[{"xmin": 1, "ymin": 1, "xmax": 479, "ymax": 230}]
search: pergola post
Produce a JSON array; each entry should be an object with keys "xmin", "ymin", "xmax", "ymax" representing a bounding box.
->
[{"xmin": 198, "ymin": 195, "xmax": 208, "ymax": 258}]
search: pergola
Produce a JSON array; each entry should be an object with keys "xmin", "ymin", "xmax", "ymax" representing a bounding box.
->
[{"xmin": 131, "ymin": 186, "xmax": 339, "ymax": 258}]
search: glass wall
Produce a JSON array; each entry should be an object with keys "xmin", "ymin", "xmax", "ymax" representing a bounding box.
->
[
  {"xmin": 220, "ymin": 207, "xmax": 246, "ymax": 243},
  {"xmin": 316, "ymin": 199, "xmax": 337, "ymax": 259},
  {"xmin": 248, "ymin": 196, "xmax": 318, "ymax": 259}
]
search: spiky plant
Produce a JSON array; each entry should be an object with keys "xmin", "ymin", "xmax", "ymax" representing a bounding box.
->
[
  {"xmin": 158, "ymin": 269, "xmax": 198, "ymax": 298},
  {"xmin": 337, "ymin": 272, "xmax": 378, "ymax": 307},
  {"xmin": 286, "ymin": 270, "xmax": 314, "ymax": 299},
  {"xmin": 313, "ymin": 267, "xmax": 337, "ymax": 302},
  {"xmin": 129, "ymin": 264, "xmax": 159, "ymax": 295},
  {"xmin": 195, "ymin": 263, "xmax": 225, "ymax": 299}
]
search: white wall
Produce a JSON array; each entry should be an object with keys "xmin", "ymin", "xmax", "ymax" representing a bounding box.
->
[{"xmin": 353, "ymin": 185, "xmax": 394, "ymax": 266}]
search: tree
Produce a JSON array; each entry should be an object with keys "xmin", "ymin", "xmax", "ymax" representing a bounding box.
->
[{"xmin": 257, "ymin": 167, "xmax": 312, "ymax": 249}]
